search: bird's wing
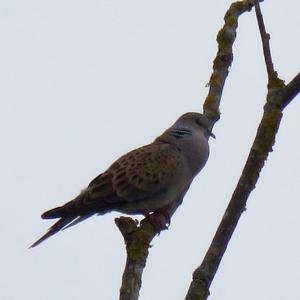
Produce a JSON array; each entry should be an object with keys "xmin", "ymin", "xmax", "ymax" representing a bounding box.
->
[{"xmin": 88, "ymin": 143, "xmax": 184, "ymax": 204}]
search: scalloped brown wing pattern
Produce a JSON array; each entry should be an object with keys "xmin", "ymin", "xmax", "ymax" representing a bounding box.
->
[{"xmin": 88, "ymin": 143, "xmax": 183, "ymax": 204}]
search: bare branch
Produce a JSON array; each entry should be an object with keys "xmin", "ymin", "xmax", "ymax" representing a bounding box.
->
[
  {"xmin": 203, "ymin": 0, "xmax": 259, "ymax": 124},
  {"xmin": 254, "ymin": 1, "xmax": 300, "ymax": 108},
  {"xmin": 254, "ymin": 1, "xmax": 275, "ymax": 80},
  {"xmin": 186, "ymin": 2, "xmax": 299, "ymax": 300},
  {"xmin": 116, "ymin": 217, "xmax": 158, "ymax": 300},
  {"xmin": 281, "ymin": 72, "xmax": 300, "ymax": 109},
  {"xmin": 186, "ymin": 97, "xmax": 283, "ymax": 300},
  {"xmin": 186, "ymin": 2, "xmax": 262, "ymax": 298},
  {"xmin": 116, "ymin": 187, "xmax": 189, "ymax": 300}
]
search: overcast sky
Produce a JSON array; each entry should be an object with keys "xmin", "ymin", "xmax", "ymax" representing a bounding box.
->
[{"xmin": 1, "ymin": 1, "xmax": 299, "ymax": 299}]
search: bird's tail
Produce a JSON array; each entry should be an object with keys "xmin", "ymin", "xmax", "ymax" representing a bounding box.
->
[
  {"xmin": 41, "ymin": 206, "xmax": 66, "ymax": 219},
  {"xmin": 30, "ymin": 193, "xmax": 98, "ymax": 248},
  {"xmin": 29, "ymin": 216, "xmax": 76, "ymax": 248}
]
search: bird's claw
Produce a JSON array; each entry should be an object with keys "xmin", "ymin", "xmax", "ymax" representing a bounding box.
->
[{"xmin": 143, "ymin": 212, "xmax": 170, "ymax": 232}]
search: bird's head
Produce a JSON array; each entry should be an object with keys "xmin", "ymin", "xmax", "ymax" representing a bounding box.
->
[{"xmin": 172, "ymin": 112, "xmax": 216, "ymax": 140}]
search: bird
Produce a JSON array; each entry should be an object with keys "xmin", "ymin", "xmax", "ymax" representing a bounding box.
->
[{"xmin": 30, "ymin": 112, "xmax": 215, "ymax": 248}]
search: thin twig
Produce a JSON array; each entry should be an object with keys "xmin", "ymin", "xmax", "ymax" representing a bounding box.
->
[
  {"xmin": 281, "ymin": 72, "xmax": 300, "ymax": 109},
  {"xmin": 254, "ymin": 1, "xmax": 275, "ymax": 80}
]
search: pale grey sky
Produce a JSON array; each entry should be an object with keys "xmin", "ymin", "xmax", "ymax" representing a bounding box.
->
[{"xmin": 1, "ymin": 1, "xmax": 299, "ymax": 299}]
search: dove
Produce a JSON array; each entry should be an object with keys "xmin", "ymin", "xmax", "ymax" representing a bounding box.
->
[{"xmin": 30, "ymin": 112, "xmax": 215, "ymax": 248}]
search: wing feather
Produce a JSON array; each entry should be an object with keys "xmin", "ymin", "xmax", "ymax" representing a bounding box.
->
[{"xmin": 88, "ymin": 143, "xmax": 183, "ymax": 203}]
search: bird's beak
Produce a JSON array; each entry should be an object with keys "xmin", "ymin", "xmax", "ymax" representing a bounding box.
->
[{"xmin": 209, "ymin": 131, "xmax": 216, "ymax": 139}]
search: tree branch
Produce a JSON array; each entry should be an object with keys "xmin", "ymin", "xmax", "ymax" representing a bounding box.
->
[
  {"xmin": 116, "ymin": 187, "xmax": 189, "ymax": 300},
  {"xmin": 114, "ymin": 1, "xmax": 300, "ymax": 299},
  {"xmin": 254, "ymin": 1, "xmax": 275, "ymax": 80},
  {"xmin": 186, "ymin": 95, "xmax": 283, "ymax": 300},
  {"xmin": 281, "ymin": 72, "xmax": 300, "ymax": 109},
  {"xmin": 186, "ymin": 2, "xmax": 299, "ymax": 299},
  {"xmin": 115, "ymin": 217, "xmax": 158, "ymax": 300},
  {"xmin": 203, "ymin": 0, "xmax": 260, "ymax": 124},
  {"xmin": 254, "ymin": 1, "xmax": 285, "ymax": 89},
  {"xmin": 185, "ymin": 1, "xmax": 261, "ymax": 298}
]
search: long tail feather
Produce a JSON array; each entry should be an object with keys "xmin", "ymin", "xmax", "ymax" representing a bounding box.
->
[
  {"xmin": 41, "ymin": 206, "xmax": 64, "ymax": 219},
  {"xmin": 30, "ymin": 216, "xmax": 76, "ymax": 248},
  {"xmin": 62, "ymin": 213, "xmax": 94, "ymax": 231}
]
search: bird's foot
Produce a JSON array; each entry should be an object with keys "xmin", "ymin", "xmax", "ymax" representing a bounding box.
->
[{"xmin": 143, "ymin": 212, "xmax": 170, "ymax": 232}]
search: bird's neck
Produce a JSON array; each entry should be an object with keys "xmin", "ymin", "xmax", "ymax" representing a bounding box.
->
[{"xmin": 155, "ymin": 129, "xmax": 209, "ymax": 177}]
